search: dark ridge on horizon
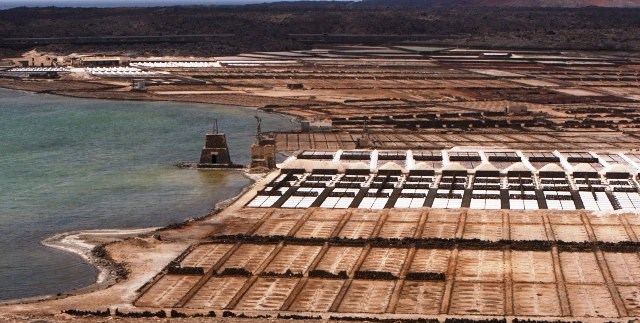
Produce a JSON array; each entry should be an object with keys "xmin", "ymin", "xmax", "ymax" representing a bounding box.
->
[
  {"xmin": 359, "ymin": 0, "xmax": 640, "ymax": 7},
  {"xmin": 3, "ymin": 0, "xmax": 640, "ymax": 10},
  {"xmin": 0, "ymin": 0, "xmax": 356, "ymax": 10},
  {"xmin": 1, "ymin": 3, "xmax": 640, "ymax": 58}
]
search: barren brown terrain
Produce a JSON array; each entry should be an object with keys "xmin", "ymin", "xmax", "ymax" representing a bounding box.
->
[
  {"xmin": 2, "ymin": 39, "xmax": 640, "ymax": 323},
  {"xmin": 3, "ymin": 4, "xmax": 640, "ymax": 58}
]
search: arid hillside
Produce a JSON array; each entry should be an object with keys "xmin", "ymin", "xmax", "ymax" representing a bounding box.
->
[
  {"xmin": 1, "ymin": 4, "xmax": 640, "ymax": 57},
  {"xmin": 361, "ymin": 0, "xmax": 640, "ymax": 7}
]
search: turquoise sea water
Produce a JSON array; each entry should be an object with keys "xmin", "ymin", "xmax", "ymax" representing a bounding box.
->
[{"xmin": 0, "ymin": 88, "xmax": 296, "ymax": 301}]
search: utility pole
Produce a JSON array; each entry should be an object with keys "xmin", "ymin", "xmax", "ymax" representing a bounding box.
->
[{"xmin": 255, "ymin": 115, "xmax": 262, "ymax": 143}]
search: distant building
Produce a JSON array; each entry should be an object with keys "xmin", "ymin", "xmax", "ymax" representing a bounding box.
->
[
  {"xmin": 301, "ymin": 119, "xmax": 332, "ymax": 132},
  {"xmin": 9, "ymin": 51, "xmax": 62, "ymax": 67},
  {"xmin": 0, "ymin": 60, "xmax": 14, "ymax": 68},
  {"xmin": 132, "ymin": 79, "xmax": 147, "ymax": 92},
  {"xmin": 481, "ymin": 52, "xmax": 513, "ymax": 58},
  {"xmin": 287, "ymin": 83, "xmax": 304, "ymax": 90},
  {"xmin": 505, "ymin": 105, "xmax": 528, "ymax": 115},
  {"xmin": 78, "ymin": 56, "xmax": 123, "ymax": 67}
]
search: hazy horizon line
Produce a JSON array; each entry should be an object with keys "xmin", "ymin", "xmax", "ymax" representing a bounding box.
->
[{"xmin": 0, "ymin": 0, "xmax": 357, "ymax": 10}]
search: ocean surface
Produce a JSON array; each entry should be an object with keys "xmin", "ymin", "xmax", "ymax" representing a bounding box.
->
[{"xmin": 0, "ymin": 88, "xmax": 296, "ymax": 301}]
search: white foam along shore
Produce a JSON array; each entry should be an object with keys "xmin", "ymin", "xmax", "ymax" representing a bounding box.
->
[
  {"xmin": 37, "ymin": 169, "xmax": 266, "ymax": 281},
  {"xmin": 0, "ymin": 227, "xmax": 160, "ymax": 306},
  {"xmin": 41, "ymin": 228, "xmax": 160, "ymax": 285},
  {"xmin": 0, "ymin": 167, "xmax": 269, "ymax": 307},
  {"xmin": 13, "ymin": 171, "xmax": 265, "ymax": 303}
]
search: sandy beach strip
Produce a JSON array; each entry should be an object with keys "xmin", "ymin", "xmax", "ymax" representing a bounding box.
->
[{"xmin": 42, "ymin": 228, "xmax": 161, "ymax": 285}]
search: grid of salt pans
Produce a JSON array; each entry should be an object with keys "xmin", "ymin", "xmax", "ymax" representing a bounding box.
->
[
  {"xmin": 394, "ymin": 188, "xmax": 429, "ymax": 208},
  {"xmin": 394, "ymin": 175, "xmax": 433, "ymax": 208},
  {"xmin": 508, "ymin": 191, "xmax": 539, "ymax": 210},
  {"xmin": 131, "ymin": 61, "xmax": 221, "ymax": 68},
  {"xmin": 85, "ymin": 67, "xmax": 163, "ymax": 77},
  {"xmin": 8, "ymin": 67, "xmax": 68, "ymax": 72},
  {"xmin": 246, "ymin": 194, "xmax": 282, "ymax": 208},
  {"xmin": 281, "ymin": 187, "xmax": 324, "ymax": 208},
  {"xmin": 579, "ymin": 191, "xmax": 614, "ymax": 211},
  {"xmin": 247, "ymin": 173, "xmax": 299, "ymax": 208},
  {"xmin": 432, "ymin": 189, "xmax": 464, "ymax": 209},
  {"xmin": 544, "ymin": 193, "xmax": 576, "ymax": 210},
  {"xmin": 321, "ymin": 174, "xmax": 370, "ymax": 209},
  {"xmin": 607, "ymin": 178, "xmax": 640, "ymax": 210},
  {"xmin": 247, "ymin": 167, "xmax": 640, "ymax": 212},
  {"xmin": 469, "ymin": 189, "xmax": 502, "ymax": 210},
  {"xmin": 321, "ymin": 188, "xmax": 360, "ymax": 209},
  {"xmin": 541, "ymin": 178, "xmax": 576, "ymax": 211},
  {"xmin": 613, "ymin": 192, "xmax": 640, "ymax": 210},
  {"xmin": 358, "ymin": 189, "xmax": 393, "ymax": 210},
  {"xmin": 281, "ymin": 173, "xmax": 337, "ymax": 208},
  {"xmin": 509, "ymin": 197, "xmax": 539, "ymax": 210}
]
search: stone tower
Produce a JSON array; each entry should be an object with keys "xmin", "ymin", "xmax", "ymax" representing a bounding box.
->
[
  {"xmin": 198, "ymin": 120, "xmax": 236, "ymax": 168},
  {"xmin": 249, "ymin": 116, "xmax": 276, "ymax": 171}
]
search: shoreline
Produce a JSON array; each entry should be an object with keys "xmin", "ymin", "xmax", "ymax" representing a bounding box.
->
[
  {"xmin": 0, "ymin": 82, "xmax": 302, "ymax": 131},
  {"xmin": 0, "ymin": 78, "xmax": 302, "ymax": 127},
  {"xmin": 0, "ymin": 82, "xmax": 285, "ymax": 312},
  {"xmin": 0, "ymin": 228, "xmax": 158, "ymax": 307},
  {"xmin": 0, "ymin": 169, "xmax": 266, "ymax": 307},
  {"xmin": 0, "ymin": 83, "xmax": 261, "ymax": 110},
  {"xmin": 0, "ymin": 81, "xmax": 308, "ymax": 120}
]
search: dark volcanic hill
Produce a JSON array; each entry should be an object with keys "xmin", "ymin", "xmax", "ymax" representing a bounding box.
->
[
  {"xmin": 361, "ymin": 0, "xmax": 640, "ymax": 7},
  {"xmin": 2, "ymin": 4, "xmax": 640, "ymax": 57}
]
